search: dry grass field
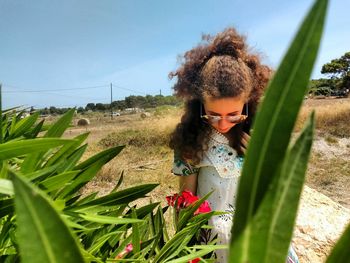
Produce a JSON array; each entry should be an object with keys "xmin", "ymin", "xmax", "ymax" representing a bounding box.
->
[{"xmin": 63, "ymin": 98, "xmax": 350, "ymax": 209}]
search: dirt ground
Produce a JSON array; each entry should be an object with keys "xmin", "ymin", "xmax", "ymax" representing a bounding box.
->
[{"xmin": 64, "ymin": 98, "xmax": 350, "ymax": 209}]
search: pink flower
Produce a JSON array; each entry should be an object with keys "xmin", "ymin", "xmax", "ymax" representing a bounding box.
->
[
  {"xmin": 166, "ymin": 193, "xmax": 179, "ymax": 206},
  {"xmin": 115, "ymin": 242, "xmax": 140, "ymax": 259},
  {"xmin": 125, "ymin": 243, "xmax": 133, "ymax": 253},
  {"xmin": 166, "ymin": 190, "xmax": 211, "ymax": 215},
  {"xmin": 194, "ymin": 200, "xmax": 211, "ymax": 215},
  {"xmin": 181, "ymin": 190, "xmax": 199, "ymax": 207}
]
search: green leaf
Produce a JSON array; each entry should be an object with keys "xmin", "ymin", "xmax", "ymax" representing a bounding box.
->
[
  {"xmin": 56, "ymin": 144, "xmax": 88, "ymax": 174},
  {"xmin": 44, "ymin": 132, "xmax": 89, "ymax": 168},
  {"xmin": 0, "ymin": 178, "xmax": 13, "ymax": 195},
  {"xmin": 57, "ymin": 158, "xmax": 106, "ymax": 199},
  {"xmin": 78, "ymin": 213, "xmax": 144, "ymax": 225},
  {"xmin": 20, "ymin": 109, "xmax": 76, "ymax": 173},
  {"xmin": 69, "ymin": 184, "xmax": 158, "ymax": 211},
  {"xmin": 110, "ymin": 234, "xmax": 133, "ymax": 259},
  {"xmin": 110, "ymin": 170, "xmax": 124, "ymax": 193},
  {"xmin": 232, "ymin": 0, "xmax": 328, "ymax": 241},
  {"xmin": 230, "ymin": 113, "xmax": 315, "ymax": 262},
  {"xmin": 262, "ymin": 113, "xmax": 314, "ymax": 261},
  {"xmin": 9, "ymin": 113, "xmax": 17, "ymax": 138},
  {"xmin": 132, "ymin": 209, "xmax": 141, "ymax": 255},
  {"xmin": 326, "ymin": 223, "xmax": 350, "ymax": 263},
  {"xmin": 74, "ymin": 145, "xmax": 124, "ymax": 171},
  {"xmin": 44, "ymin": 109, "xmax": 75, "ymax": 138},
  {"xmin": 69, "ymin": 192, "xmax": 97, "ymax": 207},
  {"xmin": 11, "ymin": 170, "xmax": 85, "ymax": 263},
  {"xmin": 130, "ymin": 202, "xmax": 160, "ymax": 219},
  {"xmin": 153, "ymin": 218, "xmax": 210, "ymax": 263},
  {"xmin": 0, "ymin": 161, "xmax": 7, "ymax": 179},
  {"xmin": 0, "ymin": 138, "xmax": 73, "ymax": 161},
  {"xmin": 39, "ymin": 171, "xmax": 80, "ymax": 192},
  {"xmin": 166, "ymin": 246, "xmax": 227, "ymax": 263},
  {"xmin": 87, "ymin": 231, "xmax": 120, "ymax": 255},
  {"xmin": 23, "ymin": 119, "xmax": 45, "ymax": 139},
  {"xmin": 8, "ymin": 112, "xmax": 39, "ymax": 140},
  {"xmin": 26, "ymin": 162, "xmax": 62, "ymax": 180},
  {"xmin": 177, "ymin": 191, "xmax": 213, "ymax": 231}
]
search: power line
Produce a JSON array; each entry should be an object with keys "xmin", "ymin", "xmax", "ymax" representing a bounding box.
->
[
  {"xmin": 3, "ymin": 83, "xmax": 149, "ymax": 97},
  {"xmin": 2, "ymin": 84, "xmax": 109, "ymax": 93},
  {"xmin": 112, "ymin": 83, "xmax": 147, "ymax": 95},
  {"xmin": 2, "ymin": 82, "xmax": 163, "ymax": 109}
]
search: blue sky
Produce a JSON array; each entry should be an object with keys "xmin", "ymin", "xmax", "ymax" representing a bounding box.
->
[{"xmin": 1, "ymin": 0, "xmax": 349, "ymax": 109}]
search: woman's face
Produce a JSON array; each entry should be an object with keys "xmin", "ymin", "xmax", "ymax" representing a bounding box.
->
[{"xmin": 203, "ymin": 96, "xmax": 245, "ymax": 134}]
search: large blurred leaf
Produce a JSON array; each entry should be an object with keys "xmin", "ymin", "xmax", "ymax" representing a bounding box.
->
[
  {"xmin": 326, "ymin": 223, "xmax": 350, "ymax": 263},
  {"xmin": 0, "ymin": 138, "xmax": 73, "ymax": 161},
  {"xmin": 232, "ymin": 0, "xmax": 328, "ymax": 241},
  {"xmin": 11, "ymin": 170, "xmax": 85, "ymax": 263},
  {"xmin": 230, "ymin": 113, "xmax": 315, "ymax": 262},
  {"xmin": 44, "ymin": 108, "xmax": 75, "ymax": 138}
]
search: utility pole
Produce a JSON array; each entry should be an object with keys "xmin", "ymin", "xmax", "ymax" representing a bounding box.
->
[
  {"xmin": 110, "ymin": 83, "xmax": 113, "ymax": 120},
  {"xmin": 160, "ymin": 89, "xmax": 162, "ymax": 96}
]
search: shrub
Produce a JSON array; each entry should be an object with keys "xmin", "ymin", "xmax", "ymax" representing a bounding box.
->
[
  {"xmin": 99, "ymin": 128, "xmax": 171, "ymax": 148},
  {"xmin": 0, "ymin": 109, "xmax": 219, "ymax": 262}
]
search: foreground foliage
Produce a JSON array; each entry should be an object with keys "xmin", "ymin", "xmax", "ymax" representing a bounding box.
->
[{"xmin": 0, "ymin": 108, "xmax": 219, "ymax": 262}]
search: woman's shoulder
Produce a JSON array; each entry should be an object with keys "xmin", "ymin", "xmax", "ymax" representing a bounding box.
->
[{"xmin": 172, "ymin": 151, "xmax": 200, "ymax": 176}]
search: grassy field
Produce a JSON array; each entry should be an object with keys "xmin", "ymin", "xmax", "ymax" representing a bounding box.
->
[{"xmin": 64, "ymin": 98, "xmax": 350, "ymax": 208}]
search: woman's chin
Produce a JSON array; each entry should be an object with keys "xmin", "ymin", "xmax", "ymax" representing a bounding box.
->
[{"xmin": 216, "ymin": 127, "xmax": 231, "ymax": 134}]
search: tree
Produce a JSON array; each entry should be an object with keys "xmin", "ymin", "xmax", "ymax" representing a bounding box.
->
[
  {"xmin": 29, "ymin": 106, "xmax": 36, "ymax": 114},
  {"xmin": 85, "ymin": 103, "xmax": 96, "ymax": 111},
  {"xmin": 77, "ymin": 107, "xmax": 84, "ymax": 113},
  {"xmin": 49, "ymin": 106, "xmax": 58, "ymax": 115},
  {"xmin": 95, "ymin": 103, "xmax": 107, "ymax": 111},
  {"xmin": 321, "ymin": 51, "xmax": 350, "ymax": 90}
]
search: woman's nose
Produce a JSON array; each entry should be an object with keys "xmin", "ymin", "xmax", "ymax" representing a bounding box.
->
[{"xmin": 218, "ymin": 118, "xmax": 230, "ymax": 129}]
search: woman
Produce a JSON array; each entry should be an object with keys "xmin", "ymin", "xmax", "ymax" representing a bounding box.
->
[{"xmin": 169, "ymin": 28, "xmax": 299, "ymax": 263}]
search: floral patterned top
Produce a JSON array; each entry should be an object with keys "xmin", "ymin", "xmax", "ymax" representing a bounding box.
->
[
  {"xmin": 172, "ymin": 127, "xmax": 299, "ymax": 263},
  {"xmin": 172, "ymin": 128, "xmax": 243, "ymax": 262}
]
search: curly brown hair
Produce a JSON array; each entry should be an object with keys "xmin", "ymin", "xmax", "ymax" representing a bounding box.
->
[{"xmin": 169, "ymin": 27, "xmax": 272, "ymax": 164}]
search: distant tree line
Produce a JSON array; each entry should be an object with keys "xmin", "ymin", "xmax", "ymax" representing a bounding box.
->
[
  {"xmin": 37, "ymin": 94, "xmax": 182, "ymax": 115},
  {"xmin": 309, "ymin": 51, "xmax": 350, "ymax": 96},
  {"xmin": 38, "ymin": 106, "xmax": 73, "ymax": 115}
]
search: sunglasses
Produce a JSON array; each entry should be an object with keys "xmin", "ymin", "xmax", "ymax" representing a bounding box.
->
[{"xmin": 200, "ymin": 103, "xmax": 248, "ymax": 124}]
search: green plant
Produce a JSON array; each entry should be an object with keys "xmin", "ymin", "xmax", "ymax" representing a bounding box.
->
[
  {"xmin": 0, "ymin": 109, "xmax": 219, "ymax": 262},
  {"xmin": 229, "ymin": 0, "xmax": 349, "ymax": 262}
]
